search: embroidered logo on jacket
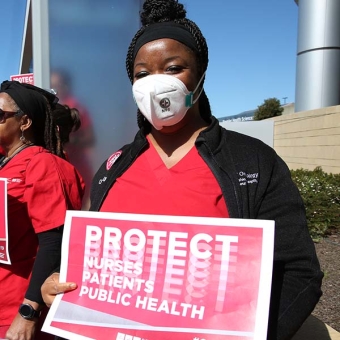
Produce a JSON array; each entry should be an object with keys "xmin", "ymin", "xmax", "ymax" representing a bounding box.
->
[
  {"xmin": 98, "ymin": 176, "xmax": 107, "ymax": 185},
  {"xmin": 6, "ymin": 178, "xmax": 23, "ymax": 184},
  {"xmin": 106, "ymin": 150, "xmax": 122, "ymax": 170},
  {"xmin": 238, "ymin": 171, "xmax": 258, "ymax": 186}
]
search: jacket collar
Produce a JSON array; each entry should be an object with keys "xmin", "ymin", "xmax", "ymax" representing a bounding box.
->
[
  {"xmin": 134, "ymin": 116, "xmax": 222, "ymax": 155},
  {"xmin": 196, "ymin": 116, "xmax": 223, "ymax": 154},
  {"xmin": 129, "ymin": 128, "xmax": 148, "ymax": 158}
]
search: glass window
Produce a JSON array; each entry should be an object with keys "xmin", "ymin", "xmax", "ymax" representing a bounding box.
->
[{"xmin": 49, "ymin": 0, "xmax": 142, "ymax": 208}]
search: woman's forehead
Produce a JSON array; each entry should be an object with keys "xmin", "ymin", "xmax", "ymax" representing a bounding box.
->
[
  {"xmin": 135, "ymin": 38, "xmax": 196, "ymax": 61},
  {"xmin": 0, "ymin": 93, "xmax": 13, "ymax": 107}
]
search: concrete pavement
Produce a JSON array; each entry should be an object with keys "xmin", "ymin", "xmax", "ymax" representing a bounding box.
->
[{"xmin": 292, "ymin": 315, "xmax": 340, "ymax": 340}]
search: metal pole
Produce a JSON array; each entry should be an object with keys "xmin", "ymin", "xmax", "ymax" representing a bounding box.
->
[
  {"xmin": 19, "ymin": 0, "xmax": 32, "ymax": 74},
  {"xmin": 31, "ymin": 0, "xmax": 50, "ymax": 89},
  {"xmin": 295, "ymin": 0, "xmax": 340, "ymax": 112}
]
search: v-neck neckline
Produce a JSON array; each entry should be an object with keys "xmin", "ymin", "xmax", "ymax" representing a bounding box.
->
[{"xmin": 146, "ymin": 135, "xmax": 196, "ymax": 170}]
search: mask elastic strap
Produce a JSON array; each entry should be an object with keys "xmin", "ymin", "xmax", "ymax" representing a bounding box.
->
[
  {"xmin": 192, "ymin": 86, "xmax": 204, "ymax": 105},
  {"xmin": 186, "ymin": 71, "xmax": 206, "ymax": 107}
]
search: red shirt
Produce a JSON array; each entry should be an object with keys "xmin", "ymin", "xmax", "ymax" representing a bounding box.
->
[
  {"xmin": 100, "ymin": 141, "xmax": 229, "ymax": 218},
  {"xmin": 0, "ymin": 146, "xmax": 84, "ymax": 326}
]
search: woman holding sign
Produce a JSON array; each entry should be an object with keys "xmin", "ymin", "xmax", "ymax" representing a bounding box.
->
[
  {"xmin": 0, "ymin": 81, "xmax": 85, "ymax": 339},
  {"xmin": 42, "ymin": 0, "xmax": 323, "ymax": 339}
]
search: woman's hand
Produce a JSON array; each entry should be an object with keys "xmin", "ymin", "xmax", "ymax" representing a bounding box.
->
[
  {"xmin": 41, "ymin": 272, "xmax": 77, "ymax": 307},
  {"xmin": 5, "ymin": 313, "xmax": 37, "ymax": 340}
]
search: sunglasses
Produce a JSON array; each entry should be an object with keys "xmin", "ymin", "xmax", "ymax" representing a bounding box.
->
[{"xmin": 0, "ymin": 109, "xmax": 23, "ymax": 124}]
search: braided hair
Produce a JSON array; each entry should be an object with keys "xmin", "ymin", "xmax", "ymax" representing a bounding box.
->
[
  {"xmin": 0, "ymin": 80, "xmax": 72, "ymax": 160},
  {"xmin": 52, "ymin": 103, "xmax": 81, "ymax": 159},
  {"xmin": 7, "ymin": 91, "xmax": 62, "ymax": 157},
  {"xmin": 126, "ymin": 0, "xmax": 212, "ymax": 131},
  {"xmin": 32, "ymin": 97, "xmax": 69, "ymax": 159}
]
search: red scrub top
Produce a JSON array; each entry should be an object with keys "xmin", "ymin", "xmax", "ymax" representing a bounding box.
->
[
  {"xmin": 100, "ymin": 140, "xmax": 229, "ymax": 218},
  {"xmin": 0, "ymin": 146, "xmax": 84, "ymax": 326}
]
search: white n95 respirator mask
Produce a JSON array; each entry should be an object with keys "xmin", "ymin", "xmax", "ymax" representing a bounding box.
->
[{"xmin": 132, "ymin": 73, "xmax": 205, "ymax": 130}]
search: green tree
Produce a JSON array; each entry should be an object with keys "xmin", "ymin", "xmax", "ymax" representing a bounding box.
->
[{"xmin": 254, "ymin": 97, "xmax": 284, "ymax": 120}]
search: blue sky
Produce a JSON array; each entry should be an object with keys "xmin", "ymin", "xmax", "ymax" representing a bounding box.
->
[
  {"xmin": 1, "ymin": 1, "xmax": 27, "ymax": 82},
  {"xmin": 186, "ymin": 0, "xmax": 299, "ymax": 118},
  {"xmin": 1, "ymin": 1, "xmax": 299, "ymax": 119}
]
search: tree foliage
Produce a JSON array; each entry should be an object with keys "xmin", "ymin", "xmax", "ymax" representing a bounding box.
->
[{"xmin": 254, "ymin": 97, "xmax": 283, "ymax": 120}]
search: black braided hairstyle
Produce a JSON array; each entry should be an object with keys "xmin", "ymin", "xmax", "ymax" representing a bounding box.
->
[
  {"xmin": 37, "ymin": 96, "xmax": 68, "ymax": 159},
  {"xmin": 31, "ymin": 95, "xmax": 75, "ymax": 160},
  {"xmin": 11, "ymin": 93, "xmax": 69, "ymax": 160},
  {"xmin": 8, "ymin": 93, "xmax": 62, "ymax": 157},
  {"xmin": 42, "ymin": 98, "xmax": 58, "ymax": 154},
  {"xmin": 126, "ymin": 0, "xmax": 212, "ymax": 131},
  {"xmin": 0, "ymin": 80, "xmax": 69, "ymax": 159},
  {"xmin": 52, "ymin": 103, "xmax": 81, "ymax": 159}
]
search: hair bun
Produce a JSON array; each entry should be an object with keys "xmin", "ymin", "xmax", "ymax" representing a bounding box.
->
[{"xmin": 140, "ymin": 0, "xmax": 186, "ymax": 26}]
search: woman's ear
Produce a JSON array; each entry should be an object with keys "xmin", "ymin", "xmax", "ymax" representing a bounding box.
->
[{"xmin": 20, "ymin": 114, "xmax": 33, "ymax": 130}]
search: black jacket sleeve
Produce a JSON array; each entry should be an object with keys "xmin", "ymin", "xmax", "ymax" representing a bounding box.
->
[
  {"xmin": 256, "ymin": 154, "xmax": 323, "ymax": 340},
  {"xmin": 25, "ymin": 227, "xmax": 63, "ymax": 305}
]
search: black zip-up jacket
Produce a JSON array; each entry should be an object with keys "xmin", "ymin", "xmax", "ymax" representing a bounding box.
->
[{"xmin": 90, "ymin": 117, "xmax": 323, "ymax": 340}]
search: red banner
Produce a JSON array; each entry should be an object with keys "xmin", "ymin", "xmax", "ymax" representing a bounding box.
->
[
  {"xmin": 0, "ymin": 178, "xmax": 10, "ymax": 264},
  {"xmin": 43, "ymin": 212, "xmax": 274, "ymax": 340}
]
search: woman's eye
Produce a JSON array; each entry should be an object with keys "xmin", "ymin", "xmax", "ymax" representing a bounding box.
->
[
  {"xmin": 167, "ymin": 66, "xmax": 183, "ymax": 73},
  {"xmin": 134, "ymin": 71, "xmax": 148, "ymax": 79}
]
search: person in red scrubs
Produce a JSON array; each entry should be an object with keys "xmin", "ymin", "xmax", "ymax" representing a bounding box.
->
[
  {"xmin": 41, "ymin": 0, "xmax": 323, "ymax": 339},
  {"xmin": 0, "ymin": 80, "xmax": 85, "ymax": 339}
]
